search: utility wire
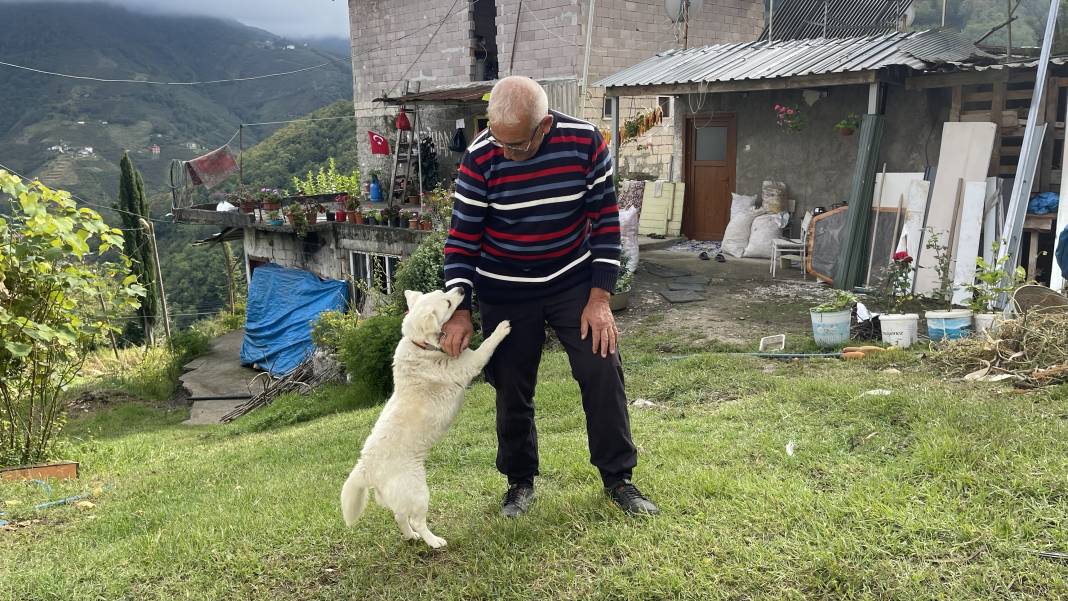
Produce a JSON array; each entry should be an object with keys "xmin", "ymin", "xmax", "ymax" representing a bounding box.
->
[
  {"xmin": 384, "ymin": 0, "xmax": 464, "ymax": 98},
  {"xmin": 0, "ymin": 59, "xmax": 331, "ymax": 85},
  {"xmin": 0, "ymin": 160, "xmax": 169, "ymax": 223}
]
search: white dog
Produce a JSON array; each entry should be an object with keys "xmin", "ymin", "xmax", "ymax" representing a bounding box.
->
[{"xmin": 340, "ymin": 288, "xmax": 510, "ymax": 548}]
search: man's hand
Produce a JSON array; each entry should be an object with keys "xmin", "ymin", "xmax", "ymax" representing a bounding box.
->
[
  {"xmin": 441, "ymin": 309, "xmax": 473, "ymax": 358},
  {"xmin": 580, "ymin": 288, "xmax": 618, "ymax": 358}
]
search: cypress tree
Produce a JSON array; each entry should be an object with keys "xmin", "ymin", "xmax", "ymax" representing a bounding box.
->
[{"xmin": 116, "ymin": 152, "xmax": 158, "ymax": 342}]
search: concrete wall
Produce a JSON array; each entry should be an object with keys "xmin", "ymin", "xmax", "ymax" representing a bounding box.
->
[
  {"xmin": 673, "ymin": 83, "xmax": 948, "ymax": 233},
  {"xmin": 581, "ymin": 0, "xmax": 765, "ymax": 180},
  {"xmin": 243, "ymin": 223, "xmax": 429, "ymax": 283},
  {"xmin": 348, "ymin": 0, "xmax": 763, "ymax": 182}
]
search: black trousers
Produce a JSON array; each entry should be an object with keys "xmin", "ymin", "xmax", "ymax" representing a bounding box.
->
[{"xmin": 480, "ymin": 284, "xmax": 638, "ymax": 488}]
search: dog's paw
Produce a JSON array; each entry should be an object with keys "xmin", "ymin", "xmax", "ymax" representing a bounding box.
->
[
  {"xmin": 424, "ymin": 535, "xmax": 447, "ymax": 549},
  {"xmin": 493, "ymin": 320, "xmax": 512, "ymax": 338}
]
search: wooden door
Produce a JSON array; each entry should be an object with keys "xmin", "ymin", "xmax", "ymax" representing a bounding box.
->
[{"xmin": 684, "ymin": 115, "xmax": 736, "ymax": 241}]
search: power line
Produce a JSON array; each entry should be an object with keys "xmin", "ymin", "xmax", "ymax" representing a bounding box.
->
[
  {"xmin": 0, "ymin": 160, "xmax": 169, "ymax": 223},
  {"xmin": 0, "ymin": 59, "xmax": 331, "ymax": 85}
]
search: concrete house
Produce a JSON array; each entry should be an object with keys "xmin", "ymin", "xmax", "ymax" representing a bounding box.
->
[{"xmin": 348, "ymin": 0, "xmax": 765, "ymax": 185}]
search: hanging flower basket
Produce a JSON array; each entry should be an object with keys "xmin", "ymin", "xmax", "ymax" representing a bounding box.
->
[{"xmin": 774, "ymin": 103, "xmax": 805, "ymax": 132}]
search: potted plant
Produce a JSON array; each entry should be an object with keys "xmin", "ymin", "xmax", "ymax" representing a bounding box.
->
[
  {"xmin": 228, "ymin": 187, "xmax": 257, "ymax": 214},
  {"xmin": 923, "ymin": 229, "xmax": 973, "ymax": 340},
  {"xmin": 610, "ymin": 251, "xmax": 635, "ymax": 311},
  {"xmin": 382, "ymin": 204, "xmax": 401, "ymax": 227},
  {"xmin": 810, "ymin": 290, "xmax": 856, "ymax": 347},
  {"xmin": 292, "ymin": 157, "xmax": 360, "ymax": 206},
  {"xmin": 344, "ymin": 197, "xmax": 360, "ymax": 223},
  {"xmin": 834, "ymin": 113, "xmax": 861, "ymax": 136},
  {"xmin": 351, "ymin": 208, "xmax": 365, "ymax": 225},
  {"xmin": 877, "ymin": 250, "xmax": 920, "ymax": 348},
  {"xmin": 965, "ymin": 241, "xmax": 1026, "ymax": 334},
  {"xmin": 366, "ymin": 210, "xmax": 379, "ymax": 226},
  {"xmin": 407, "ymin": 211, "xmax": 420, "ymax": 229},
  {"xmin": 256, "ymin": 188, "xmax": 283, "ymax": 213},
  {"xmin": 266, "ymin": 209, "xmax": 284, "ymax": 226},
  {"xmin": 421, "ymin": 215, "xmax": 432, "ymax": 231},
  {"xmin": 773, "ymin": 103, "xmax": 805, "ymax": 132},
  {"xmin": 284, "ymin": 202, "xmax": 310, "ymax": 237}
]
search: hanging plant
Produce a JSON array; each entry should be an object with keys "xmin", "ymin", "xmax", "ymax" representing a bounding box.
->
[
  {"xmin": 773, "ymin": 103, "xmax": 805, "ymax": 132},
  {"xmin": 619, "ymin": 105, "xmax": 663, "ymax": 146}
]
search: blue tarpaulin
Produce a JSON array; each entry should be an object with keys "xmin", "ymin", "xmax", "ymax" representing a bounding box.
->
[
  {"xmin": 241, "ymin": 263, "xmax": 348, "ymax": 375},
  {"xmin": 1028, "ymin": 192, "xmax": 1059, "ymax": 215}
]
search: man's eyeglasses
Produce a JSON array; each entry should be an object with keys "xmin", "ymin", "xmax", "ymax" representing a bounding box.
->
[{"xmin": 486, "ymin": 117, "xmax": 549, "ymax": 152}]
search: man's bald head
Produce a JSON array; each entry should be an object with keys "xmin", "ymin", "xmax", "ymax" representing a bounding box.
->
[{"xmin": 488, "ymin": 76, "xmax": 548, "ymax": 131}]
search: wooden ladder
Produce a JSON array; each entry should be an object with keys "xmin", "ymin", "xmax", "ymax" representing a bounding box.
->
[{"xmin": 387, "ymin": 81, "xmax": 422, "ymax": 203}]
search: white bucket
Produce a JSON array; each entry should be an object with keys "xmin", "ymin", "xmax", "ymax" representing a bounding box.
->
[
  {"xmin": 879, "ymin": 313, "xmax": 919, "ymax": 348},
  {"xmin": 810, "ymin": 309, "xmax": 851, "ymax": 347},
  {"xmin": 925, "ymin": 309, "xmax": 973, "ymax": 341},
  {"xmin": 973, "ymin": 313, "xmax": 1000, "ymax": 334}
]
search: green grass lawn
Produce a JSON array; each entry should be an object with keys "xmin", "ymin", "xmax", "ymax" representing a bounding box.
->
[{"xmin": 4, "ymin": 340, "xmax": 1068, "ymax": 600}]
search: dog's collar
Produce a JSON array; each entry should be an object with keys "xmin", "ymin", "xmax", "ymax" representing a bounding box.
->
[{"xmin": 410, "ymin": 334, "xmax": 445, "ymax": 353}]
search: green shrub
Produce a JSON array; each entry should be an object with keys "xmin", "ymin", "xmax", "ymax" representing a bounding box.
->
[
  {"xmin": 311, "ymin": 310, "xmax": 361, "ymax": 352},
  {"xmin": 223, "ymin": 381, "xmax": 380, "ymax": 434},
  {"xmin": 168, "ymin": 329, "xmax": 211, "ymax": 363},
  {"xmin": 339, "ymin": 314, "xmax": 403, "ymax": 399},
  {"xmin": 385, "ymin": 231, "xmax": 446, "ymax": 315}
]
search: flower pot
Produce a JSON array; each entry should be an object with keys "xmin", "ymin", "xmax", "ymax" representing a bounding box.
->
[
  {"xmin": 268, "ymin": 219, "xmax": 284, "ymax": 226},
  {"xmin": 240, "ymin": 202, "xmax": 256, "ymax": 214},
  {"xmin": 334, "ymin": 210, "xmax": 346, "ymax": 222},
  {"xmin": 367, "ymin": 217, "xmax": 378, "ymax": 226},
  {"xmin": 879, "ymin": 313, "xmax": 919, "ymax": 349},
  {"xmin": 925, "ymin": 309, "xmax": 973, "ymax": 341},
  {"xmin": 973, "ymin": 312, "xmax": 1001, "ymax": 335},
  {"xmin": 262, "ymin": 201, "xmax": 280, "ymax": 212},
  {"xmin": 286, "ymin": 213, "xmax": 298, "ymax": 225},
  {"xmin": 810, "ymin": 309, "xmax": 851, "ymax": 347},
  {"xmin": 326, "ymin": 211, "xmax": 335, "ymax": 222},
  {"xmin": 351, "ymin": 213, "xmax": 364, "ymax": 224},
  {"xmin": 305, "ymin": 209, "xmax": 318, "ymax": 224},
  {"xmin": 408, "ymin": 218, "xmax": 420, "ymax": 229},
  {"xmin": 609, "ymin": 289, "xmax": 631, "ymax": 312},
  {"xmin": 421, "ymin": 221, "xmax": 432, "ymax": 231},
  {"xmin": 1, "ymin": 460, "xmax": 79, "ymax": 482}
]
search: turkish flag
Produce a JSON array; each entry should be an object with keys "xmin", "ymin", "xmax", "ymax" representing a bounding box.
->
[{"xmin": 368, "ymin": 131, "xmax": 390, "ymax": 155}]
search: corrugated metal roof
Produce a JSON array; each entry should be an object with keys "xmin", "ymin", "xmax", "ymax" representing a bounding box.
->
[
  {"xmin": 375, "ymin": 77, "xmax": 578, "ymax": 105},
  {"xmin": 761, "ymin": 0, "xmax": 914, "ymax": 41},
  {"xmin": 594, "ymin": 30, "xmax": 993, "ymax": 90},
  {"xmin": 943, "ymin": 55, "xmax": 1068, "ymax": 71}
]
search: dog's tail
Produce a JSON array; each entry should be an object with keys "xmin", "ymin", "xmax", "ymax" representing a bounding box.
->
[{"xmin": 340, "ymin": 465, "xmax": 370, "ymax": 526}]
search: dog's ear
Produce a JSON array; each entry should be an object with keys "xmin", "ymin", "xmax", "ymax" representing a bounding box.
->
[
  {"xmin": 417, "ymin": 310, "xmax": 439, "ymax": 341},
  {"xmin": 404, "ymin": 290, "xmax": 422, "ymax": 309}
]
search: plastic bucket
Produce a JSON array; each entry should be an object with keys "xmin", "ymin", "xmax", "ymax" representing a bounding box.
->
[
  {"xmin": 973, "ymin": 313, "xmax": 1001, "ymax": 334},
  {"xmin": 810, "ymin": 309, "xmax": 851, "ymax": 347},
  {"xmin": 879, "ymin": 313, "xmax": 919, "ymax": 348},
  {"xmin": 925, "ymin": 309, "xmax": 973, "ymax": 341}
]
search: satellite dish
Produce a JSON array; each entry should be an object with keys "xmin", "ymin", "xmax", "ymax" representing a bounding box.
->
[{"xmin": 665, "ymin": 0, "xmax": 703, "ymax": 24}]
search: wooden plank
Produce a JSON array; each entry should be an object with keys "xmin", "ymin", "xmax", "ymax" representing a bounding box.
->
[
  {"xmin": 915, "ymin": 122, "xmax": 997, "ymax": 296},
  {"xmin": 950, "ymin": 86, "xmax": 962, "ymax": 121},
  {"xmin": 1040, "ymin": 76, "xmax": 1058, "ymax": 191},
  {"xmin": 0, "ymin": 461, "xmax": 78, "ymax": 481},
  {"xmin": 951, "ymin": 181, "xmax": 988, "ymax": 306},
  {"xmin": 173, "ymin": 207, "xmax": 253, "ymax": 227},
  {"xmin": 960, "ymin": 110, "xmax": 1017, "ymax": 127},
  {"xmin": 990, "ymin": 82, "xmax": 1007, "ymax": 175},
  {"xmin": 964, "ymin": 89, "xmax": 1035, "ymax": 102},
  {"xmin": 907, "ymin": 70, "xmax": 1009, "ymax": 90},
  {"xmin": 903, "ymin": 179, "xmax": 931, "ymax": 269}
]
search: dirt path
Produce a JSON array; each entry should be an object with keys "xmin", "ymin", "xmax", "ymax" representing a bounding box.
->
[
  {"xmin": 617, "ymin": 248, "xmax": 834, "ymax": 347},
  {"xmin": 180, "ymin": 330, "xmax": 262, "ymax": 425}
]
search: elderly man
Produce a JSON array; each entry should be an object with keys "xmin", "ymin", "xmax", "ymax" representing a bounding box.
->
[{"xmin": 440, "ymin": 76, "xmax": 658, "ymax": 517}]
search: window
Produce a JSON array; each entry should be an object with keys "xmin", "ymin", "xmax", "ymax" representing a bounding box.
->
[
  {"xmin": 657, "ymin": 96, "xmax": 672, "ymax": 120},
  {"xmin": 695, "ymin": 126, "xmax": 728, "ymax": 162},
  {"xmin": 350, "ymin": 251, "xmax": 401, "ymax": 304},
  {"xmin": 603, "ymin": 96, "xmax": 614, "ymax": 119}
]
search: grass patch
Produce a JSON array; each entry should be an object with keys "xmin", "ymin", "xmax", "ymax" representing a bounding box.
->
[{"xmin": 3, "ymin": 347, "xmax": 1068, "ymax": 599}]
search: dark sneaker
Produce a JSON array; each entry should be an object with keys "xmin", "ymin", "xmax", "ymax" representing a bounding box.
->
[
  {"xmin": 606, "ymin": 480, "xmax": 659, "ymax": 515},
  {"xmin": 500, "ymin": 483, "xmax": 534, "ymax": 518}
]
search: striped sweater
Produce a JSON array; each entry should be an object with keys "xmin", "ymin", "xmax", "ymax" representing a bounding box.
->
[{"xmin": 444, "ymin": 110, "xmax": 620, "ymax": 310}]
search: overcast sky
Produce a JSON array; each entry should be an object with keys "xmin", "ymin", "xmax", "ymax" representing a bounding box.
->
[{"xmin": 4, "ymin": 0, "xmax": 351, "ymax": 38}]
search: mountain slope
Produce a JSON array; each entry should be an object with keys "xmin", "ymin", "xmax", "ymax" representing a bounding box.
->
[{"xmin": 0, "ymin": 2, "xmax": 352, "ymax": 203}]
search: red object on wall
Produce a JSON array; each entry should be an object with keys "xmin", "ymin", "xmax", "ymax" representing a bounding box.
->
[
  {"xmin": 368, "ymin": 131, "xmax": 390, "ymax": 155},
  {"xmin": 395, "ymin": 108, "xmax": 411, "ymax": 131}
]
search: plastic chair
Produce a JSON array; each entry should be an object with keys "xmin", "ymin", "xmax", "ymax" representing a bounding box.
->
[{"xmin": 770, "ymin": 211, "xmax": 812, "ymax": 279}]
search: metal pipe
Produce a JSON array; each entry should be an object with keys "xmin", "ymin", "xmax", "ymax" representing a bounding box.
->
[
  {"xmin": 768, "ymin": 0, "xmax": 774, "ymax": 45},
  {"xmin": 580, "ymin": 0, "xmax": 596, "ymax": 101}
]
